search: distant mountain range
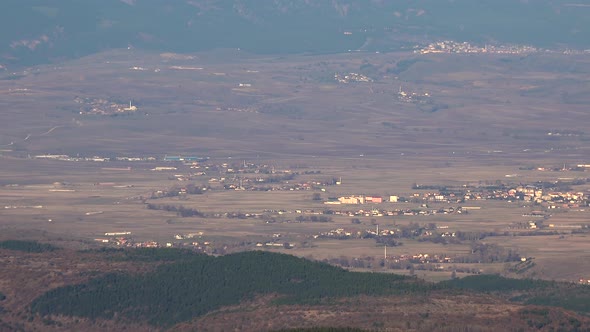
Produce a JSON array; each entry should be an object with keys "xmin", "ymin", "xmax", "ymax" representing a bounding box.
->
[{"xmin": 1, "ymin": 0, "xmax": 589, "ymax": 66}]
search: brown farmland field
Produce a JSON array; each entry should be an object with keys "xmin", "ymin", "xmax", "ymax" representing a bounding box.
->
[{"xmin": 1, "ymin": 49, "xmax": 590, "ymax": 283}]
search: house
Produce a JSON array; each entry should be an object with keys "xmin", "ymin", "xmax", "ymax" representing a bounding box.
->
[
  {"xmin": 366, "ymin": 196, "xmax": 383, "ymax": 203},
  {"xmin": 338, "ymin": 195, "xmax": 365, "ymax": 204},
  {"xmin": 152, "ymin": 166, "xmax": 177, "ymax": 171}
]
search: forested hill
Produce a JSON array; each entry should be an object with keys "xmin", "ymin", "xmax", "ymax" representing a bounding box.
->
[
  {"xmin": 30, "ymin": 250, "xmax": 418, "ymax": 327},
  {"xmin": 27, "ymin": 248, "xmax": 590, "ymax": 330},
  {"xmin": 2, "ymin": 0, "xmax": 590, "ymax": 67}
]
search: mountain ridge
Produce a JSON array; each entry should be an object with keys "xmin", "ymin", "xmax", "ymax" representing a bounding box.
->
[{"xmin": 2, "ymin": 0, "xmax": 589, "ymax": 67}]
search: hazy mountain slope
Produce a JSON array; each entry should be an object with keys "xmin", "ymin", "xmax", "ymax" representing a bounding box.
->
[{"xmin": 1, "ymin": 0, "xmax": 589, "ymax": 67}]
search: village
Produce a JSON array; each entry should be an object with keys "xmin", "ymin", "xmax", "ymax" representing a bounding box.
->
[
  {"xmin": 415, "ymin": 40, "xmax": 539, "ymax": 55},
  {"xmin": 408, "ymin": 180, "xmax": 590, "ymax": 210},
  {"xmin": 16, "ymin": 152, "xmax": 590, "ymax": 218},
  {"xmin": 27, "ymin": 153, "xmax": 590, "ymax": 216},
  {"xmin": 74, "ymin": 96, "xmax": 139, "ymax": 116},
  {"xmin": 92, "ymin": 224, "xmax": 523, "ymax": 277},
  {"xmin": 6, "ymin": 152, "xmax": 590, "ymax": 283},
  {"xmin": 415, "ymin": 40, "xmax": 590, "ymax": 55},
  {"xmin": 334, "ymin": 72, "xmax": 373, "ymax": 84},
  {"xmin": 37, "ymin": 157, "xmax": 590, "ymax": 280},
  {"xmin": 396, "ymin": 86, "xmax": 431, "ymax": 104}
]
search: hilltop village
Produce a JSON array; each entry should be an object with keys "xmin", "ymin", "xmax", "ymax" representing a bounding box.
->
[
  {"xmin": 413, "ymin": 40, "xmax": 590, "ymax": 55},
  {"xmin": 416, "ymin": 40, "xmax": 539, "ymax": 55}
]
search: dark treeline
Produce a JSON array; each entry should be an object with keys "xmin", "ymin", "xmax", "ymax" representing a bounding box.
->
[
  {"xmin": 374, "ymin": 237, "xmax": 401, "ymax": 247},
  {"xmin": 295, "ymin": 215, "xmax": 332, "ymax": 223},
  {"xmin": 152, "ymin": 184, "xmax": 206, "ymax": 199},
  {"xmin": 442, "ymin": 274, "xmax": 550, "ymax": 292},
  {"xmin": 412, "ymin": 184, "xmax": 448, "ymax": 191},
  {"xmin": 443, "ymin": 274, "xmax": 590, "ymax": 314},
  {"xmin": 0, "ymin": 240, "xmax": 58, "ymax": 253},
  {"xmin": 455, "ymin": 243, "xmax": 522, "ymax": 264},
  {"xmin": 276, "ymin": 329, "xmax": 366, "ymax": 332},
  {"xmin": 146, "ymin": 203, "xmax": 260, "ymax": 220},
  {"xmin": 265, "ymin": 173, "xmax": 297, "ymax": 183},
  {"xmin": 146, "ymin": 203, "xmax": 205, "ymax": 217}
]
